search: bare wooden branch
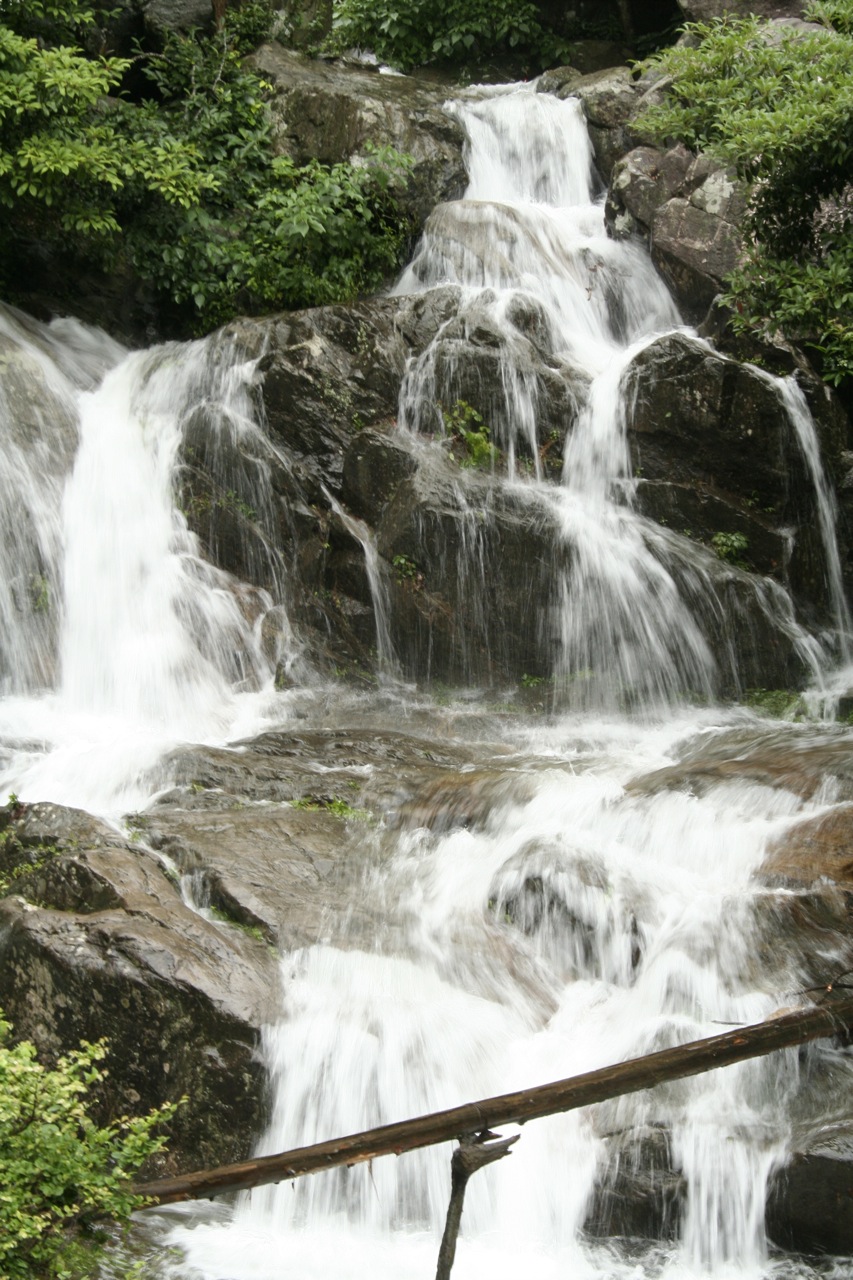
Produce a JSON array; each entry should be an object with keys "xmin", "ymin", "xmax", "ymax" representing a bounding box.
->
[
  {"xmin": 435, "ymin": 1132, "xmax": 518, "ymax": 1280},
  {"xmin": 133, "ymin": 991, "xmax": 853, "ymax": 1208}
]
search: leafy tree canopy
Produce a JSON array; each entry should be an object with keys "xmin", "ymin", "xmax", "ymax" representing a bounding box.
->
[
  {"xmin": 0, "ymin": 1, "xmax": 412, "ymax": 331},
  {"xmin": 327, "ymin": 0, "xmax": 563, "ymax": 72},
  {"xmin": 638, "ymin": 4, "xmax": 853, "ymax": 387}
]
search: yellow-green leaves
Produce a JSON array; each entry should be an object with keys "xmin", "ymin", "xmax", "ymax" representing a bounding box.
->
[{"xmin": 0, "ymin": 1010, "xmax": 178, "ymax": 1279}]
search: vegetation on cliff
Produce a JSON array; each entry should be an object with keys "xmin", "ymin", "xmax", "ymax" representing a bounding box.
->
[
  {"xmin": 327, "ymin": 0, "xmax": 563, "ymax": 71},
  {"xmin": 0, "ymin": 1009, "xmax": 175, "ymax": 1278},
  {"xmin": 0, "ymin": 0, "xmax": 411, "ymax": 330},
  {"xmin": 638, "ymin": 4, "xmax": 853, "ymax": 388}
]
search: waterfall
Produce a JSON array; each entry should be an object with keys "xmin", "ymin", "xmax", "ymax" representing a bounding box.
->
[
  {"xmin": 395, "ymin": 88, "xmax": 828, "ymax": 707},
  {"xmin": 152, "ymin": 84, "xmax": 849, "ymax": 1280},
  {"xmin": 0, "ymin": 320, "xmax": 287, "ymax": 811},
  {"xmin": 0, "ymin": 78, "xmax": 850, "ymax": 1280}
]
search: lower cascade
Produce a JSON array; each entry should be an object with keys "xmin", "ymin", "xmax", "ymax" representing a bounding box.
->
[{"xmin": 1, "ymin": 81, "xmax": 852, "ymax": 1280}]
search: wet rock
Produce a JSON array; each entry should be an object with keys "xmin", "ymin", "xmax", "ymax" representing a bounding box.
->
[
  {"xmin": 628, "ymin": 726, "xmax": 853, "ymax": 805},
  {"xmin": 0, "ymin": 803, "xmax": 278, "ymax": 1174},
  {"xmin": 248, "ymin": 45, "xmax": 467, "ymax": 228},
  {"xmin": 624, "ymin": 332, "xmax": 847, "ymax": 623},
  {"xmin": 763, "ymin": 806, "xmax": 853, "ymax": 888},
  {"xmin": 376, "ymin": 459, "xmax": 566, "ymax": 684},
  {"xmin": 767, "ymin": 1124, "xmax": 853, "ymax": 1255},
  {"xmin": 342, "ymin": 428, "xmax": 419, "ymax": 524},
  {"xmin": 586, "ymin": 1126, "xmax": 684, "ymax": 1240},
  {"xmin": 634, "ymin": 481, "xmax": 787, "ymax": 579},
  {"xmin": 559, "ymin": 66, "xmax": 645, "ymax": 180}
]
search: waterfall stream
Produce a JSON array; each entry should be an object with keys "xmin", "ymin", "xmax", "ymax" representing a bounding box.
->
[{"xmin": 1, "ymin": 80, "xmax": 852, "ymax": 1280}]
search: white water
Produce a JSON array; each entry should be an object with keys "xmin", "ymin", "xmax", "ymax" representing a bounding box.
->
[
  {"xmin": 396, "ymin": 88, "xmax": 826, "ymax": 709},
  {"xmin": 147, "ymin": 85, "xmax": 850, "ymax": 1280},
  {"xmin": 0, "ymin": 82, "xmax": 850, "ymax": 1280},
  {"xmin": 0, "ymin": 320, "xmax": 285, "ymax": 812}
]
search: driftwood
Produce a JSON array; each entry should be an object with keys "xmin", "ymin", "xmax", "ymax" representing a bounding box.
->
[{"xmin": 133, "ymin": 990, "xmax": 853, "ymax": 1207}]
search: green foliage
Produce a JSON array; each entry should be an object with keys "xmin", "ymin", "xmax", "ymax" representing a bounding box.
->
[
  {"xmin": 442, "ymin": 399, "xmax": 497, "ymax": 468},
  {"xmin": 1, "ymin": 4, "xmax": 413, "ymax": 329},
  {"xmin": 638, "ymin": 15, "xmax": 853, "ymax": 386},
  {"xmin": 744, "ymin": 687, "xmax": 802, "ymax": 719},
  {"xmin": 290, "ymin": 794, "xmax": 370, "ymax": 819},
  {"xmin": 392, "ymin": 553, "xmax": 419, "ymax": 581},
  {"xmin": 0, "ymin": 6, "xmax": 207, "ymax": 241},
  {"xmin": 710, "ymin": 530, "xmax": 749, "ymax": 567},
  {"xmin": 0, "ymin": 1011, "xmax": 176, "ymax": 1279},
  {"xmin": 328, "ymin": 0, "xmax": 562, "ymax": 71},
  {"xmin": 806, "ymin": 0, "xmax": 853, "ymax": 35}
]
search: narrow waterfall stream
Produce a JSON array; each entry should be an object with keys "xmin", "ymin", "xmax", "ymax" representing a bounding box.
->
[{"xmin": 1, "ymin": 81, "xmax": 852, "ymax": 1280}]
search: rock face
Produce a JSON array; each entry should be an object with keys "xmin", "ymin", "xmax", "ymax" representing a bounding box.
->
[
  {"xmin": 171, "ymin": 291, "xmax": 848, "ymax": 693},
  {"xmin": 248, "ymin": 46, "xmax": 467, "ymax": 229},
  {"xmin": 0, "ymin": 802, "xmax": 278, "ymax": 1173},
  {"xmin": 605, "ymin": 144, "xmax": 747, "ymax": 321},
  {"xmin": 624, "ymin": 332, "xmax": 848, "ymax": 626}
]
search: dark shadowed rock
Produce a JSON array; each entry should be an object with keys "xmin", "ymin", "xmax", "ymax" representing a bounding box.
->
[
  {"xmin": 624, "ymin": 333, "xmax": 848, "ymax": 622},
  {"xmin": 0, "ymin": 802, "xmax": 278, "ymax": 1174},
  {"xmin": 142, "ymin": 0, "xmax": 212, "ymax": 37},
  {"xmin": 767, "ymin": 1125, "xmax": 853, "ymax": 1256},
  {"xmin": 586, "ymin": 1127, "xmax": 684, "ymax": 1240}
]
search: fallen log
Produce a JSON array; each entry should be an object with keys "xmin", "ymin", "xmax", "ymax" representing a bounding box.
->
[{"xmin": 133, "ymin": 990, "xmax": 853, "ymax": 1207}]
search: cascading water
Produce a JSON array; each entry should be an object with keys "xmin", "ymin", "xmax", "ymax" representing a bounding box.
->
[
  {"xmin": 0, "ymin": 317, "xmax": 288, "ymax": 811},
  {"xmin": 0, "ymin": 79, "xmax": 851, "ymax": 1280},
  {"xmin": 395, "ymin": 88, "xmax": 826, "ymax": 708},
  {"xmin": 141, "ymin": 84, "xmax": 851, "ymax": 1280}
]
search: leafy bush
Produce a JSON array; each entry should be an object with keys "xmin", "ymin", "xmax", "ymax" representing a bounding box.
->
[
  {"xmin": 638, "ymin": 12, "xmax": 853, "ymax": 386},
  {"xmin": 1, "ymin": 3, "xmax": 413, "ymax": 330},
  {"xmin": 328, "ymin": 0, "xmax": 560, "ymax": 71},
  {"xmin": 0, "ymin": 1010, "xmax": 176, "ymax": 1279}
]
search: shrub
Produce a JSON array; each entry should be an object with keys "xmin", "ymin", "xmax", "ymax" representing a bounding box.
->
[
  {"xmin": 637, "ymin": 11, "xmax": 853, "ymax": 387},
  {"xmin": 0, "ymin": 1009, "xmax": 176, "ymax": 1279}
]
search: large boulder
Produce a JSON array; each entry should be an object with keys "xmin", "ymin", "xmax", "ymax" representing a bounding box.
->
[
  {"xmin": 624, "ymin": 332, "xmax": 849, "ymax": 625},
  {"xmin": 0, "ymin": 802, "xmax": 278, "ymax": 1174},
  {"xmin": 248, "ymin": 45, "xmax": 467, "ymax": 228},
  {"xmin": 606, "ymin": 145, "xmax": 748, "ymax": 321}
]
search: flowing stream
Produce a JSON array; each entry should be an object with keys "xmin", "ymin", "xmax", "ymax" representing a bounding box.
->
[{"xmin": 1, "ymin": 81, "xmax": 852, "ymax": 1280}]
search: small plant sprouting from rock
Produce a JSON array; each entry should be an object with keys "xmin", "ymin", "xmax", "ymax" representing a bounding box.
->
[
  {"xmin": 392, "ymin": 554, "xmax": 424, "ymax": 588},
  {"xmin": 290, "ymin": 795, "xmax": 371, "ymax": 821},
  {"xmin": 441, "ymin": 400, "xmax": 498, "ymax": 470},
  {"xmin": 711, "ymin": 531, "xmax": 749, "ymax": 568}
]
